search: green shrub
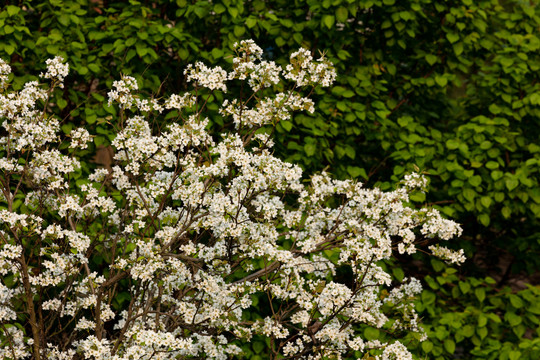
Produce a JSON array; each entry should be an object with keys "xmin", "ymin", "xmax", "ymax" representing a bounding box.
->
[
  {"xmin": 1, "ymin": 1, "xmax": 538, "ymax": 358},
  {"xmin": 415, "ymin": 260, "xmax": 540, "ymax": 359}
]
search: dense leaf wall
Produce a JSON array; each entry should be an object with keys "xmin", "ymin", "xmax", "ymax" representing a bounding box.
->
[{"xmin": 1, "ymin": 0, "xmax": 539, "ymax": 358}]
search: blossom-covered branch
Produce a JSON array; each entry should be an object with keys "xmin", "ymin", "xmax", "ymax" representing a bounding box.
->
[{"xmin": 0, "ymin": 41, "xmax": 463, "ymax": 360}]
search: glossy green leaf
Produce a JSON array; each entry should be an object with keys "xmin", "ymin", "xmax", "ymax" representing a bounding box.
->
[
  {"xmin": 323, "ymin": 15, "xmax": 335, "ymax": 29},
  {"xmin": 475, "ymin": 288, "xmax": 486, "ymax": 302},
  {"xmin": 446, "ymin": 33, "xmax": 459, "ymax": 43},
  {"xmin": 425, "ymin": 54, "xmax": 437, "ymax": 65},
  {"xmin": 444, "ymin": 339, "xmax": 455, "ymax": 354}
]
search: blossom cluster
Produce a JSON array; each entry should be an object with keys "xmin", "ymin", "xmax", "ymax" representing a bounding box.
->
[
  {"xmin": 0, "ymin": 58, "xmax": 11, "ymax": 90},
  {"xmin": 40, "ymin": 56, "xmax": 69, "ymax": 86},
  {"xmin": 0, "ymin": 42, "xmax": 463, "ymax": 360}
]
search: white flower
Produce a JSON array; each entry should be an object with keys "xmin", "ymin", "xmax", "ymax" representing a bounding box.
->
[
  {"xmin": 185, "ymin": 62, "xmax": 228, "ymax": 92},
  {"xmin": 284, "ymin": 48, "xmax": 336, "ymax": 87},
  {"xmin": 0, "ymin": 44, "xmax": 463, "ymax": 360},
  {"xmin": 429, "ymin": 245, "xmax": 466, "ymax": 264},
  {"xmin": 107, "ymin": 75, "xmax": 138, "ymax": 107},
  {"xmin": 41, "ymin": 56, "xmax": 69, "ymax": 86},
  {"xmin": 0, "ymin": 58, "xmax": 11, "ymax": 90}
]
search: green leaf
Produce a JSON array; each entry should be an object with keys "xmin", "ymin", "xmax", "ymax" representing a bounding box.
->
[
  {"xmin": 58, "ymin": 14, "xmax": 70, "ymax": 26},
  {"xmin": 336, "ymin": 7, "xmax": 348, "ymax": 22},
  {"xmin": 470, "ymin": 161, "xmax": 482, "ymax": 168},
  {"xmin": 400, "ymin": 11, "xmax": 412, "ymax": 21},
  {"xmin": 6, "ymin": 5, "xmax": 20, "ymax": 16},
  {"xmin": 422, "ymin": 341, "xmax": 433, "ymax": 353},
  {"xmin": 94, "ymin": 135, "xmax": 105, "ymax": 147},
  {"xmin": 446, "ymin": 139, "xmax": 459, "ymax": 150},
  {"xmin": 468, "ymin": 175, "xmax": 481, "ymax": 187},
  {"xmin": 478, "ymin": 314, "xmax": 488, "ymax": 327},
  {"xmin": 364, "ymin": 327, "xmax": 379, "ymax": 341},
  {"xmin": 178, "ymin": 48, "xmax": 189, "ymax": 60},
  {"xmin": 409, "ymin": 191, "xmax": 426, "ymax": 202},
  {"xmin": 425, "ymin": 54, "xmax": 437, "ymax": 66},
  {"xmin": 458, "ymin": 281, "xmax": 471, "ymax": 294},
  {"xmin": 304, "ymin": 143, "xmax": 316, "ymax": 156},
  {"xmin": 88, "ymin": 64, "xmax": 100, "ymax": 73},
  {"xmin": 509, "ymin": 294, "xmax": 524, "ymax": 309},
  {"xmin": 480, "ymin": 197, "xmax": 492, "ymax": 208},
  {"xmin": 214, "ymin": 4, "xmax": 226, "ymax": 14},
  {"xmin": 344, "ymin": 145, "xmax": 355, "ymax": 159},
  {"xmin": 61, "ymin": 123, "xmax": 72, "ymax": 134},
  {"xmin": 453, "ymin": 42, "xmax": 463, "ymax": 56},
  {"xmin": 446, "ymin": 33, "xmax": 459, "ymax": 43},
  {"xmin": 462, "ymin": 324, "xmax": 475, "ymax": 337},
  {"xmin": 280, "ymin": 120, "xmax": 293, "ymax": 132},
  {"xmin": 529, "ymin": 302, "xmax": 540, "ymax": 315},
  {"xmin": 136, "ymin": 44, "xmax": 147, "ymax": 57},
  {"xmin": 477, "ymin": 326, "xmax": 488, "ymax": 339},
  {"xmin": 4, "ymin": 44, "xmax": 15, "ymax": 55},
  {"xmin": 233, "ymin": 25, "xmax": 245, "ymax": 37},
  {"xmin": 505, "ymin": 178, "xmax": 519, "ymax": 191},
  {"xmin": 347, "ymin": 166, "xmax": 367, "ymax": 180},
  {"xmin": 397, "ymin": 117, "xmax": 410, "ymax": 127},
  {"xmin": 392, "ymin": 267, "xmax": 404, "ymax": 282},
  {"xmin": 505, "ymin": 311, "xmax": 522, "ymax": 326},
  {"xmin": 421, "ymin": 290, "xmax": 436, "ymax": 304},
  {"xmin": 323, "ymin": 15, "xmax": 335, "ymax": 29},
  {"xmin": 435, "ymin": 326, "xmax": 447, "ymax": 340},
  {"xmin": 228, "ymin": 7, "xmax": 239, "ymax": 18},
  {"xmin": 57, "ymin": 98, "xmax": 68, "ymax": 110},
  {"xmin": 487, "ymin": 313, "xmax": 501, "ymax": 323},
  {"xmin": 46, "ymin": 44, "xmax": 59, "ymax": 54},
  {"xmin": 488, "ymin": 103, "xmax": 501, "ymax": 114},
  {"xmin": 480, "ymin": 140, "xmax": 492, "ymax": 150},
  {"xmin": 252, "ymin": 341, "xmax": 265, "ymax": 354},
  {"xmin": 435, "ymin": 75, "xmax": 448, "ymax": 87},
  {"xmin": 444, "ymin": 339, "xmax": 455, "ymax": 354},
  {"xmin": 500, "ymin": 57, "xmax": 514, "ymax": 68},
  {"xmin": 463, "ymin": 188, "xmax": 476, "ymax": 201},
  {"xmin": 509, "ymin": 351, "xmax": 522, "ymax": 360},
  {"xmin": 431, "ymin": 259, "xmax": 444, "ymax": 272},
  {"xmin": 376, "ymin": 110, "xmax": 390, "ymax": 118},
  {"xmin": 424, "ymin": 276, "xmax": 439, "ymax": 290},
  {"xmin": 491, "ymin": 171, "xmax": 503, "ymax": 180},
  {"xmin": 211, "ymin": 48, "xmax": 223, "ymax": 59},
  {"xmin": 246, "ymin": 17, "xmax": 257, "ymax": 28},
  {"xmin": 475, "ymin": 287, "xmax": 486, "ymax": 302},
  {"xmin": 395, "ymin": 21, "xmax": 405, "ymax": 32},
  {"xmin": 342, "ymin": 90, "xmax": 355, "ymax": 98}
]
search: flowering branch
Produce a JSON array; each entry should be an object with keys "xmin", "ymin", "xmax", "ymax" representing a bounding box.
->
[{"xmin": 0, "ymin": 41, "xmax": 464, "ymax": 360}]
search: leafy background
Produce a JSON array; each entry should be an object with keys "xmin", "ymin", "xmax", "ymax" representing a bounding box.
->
[{"xmin": 0, "ymin": 0, "xmax": 539, "ymax": 358}]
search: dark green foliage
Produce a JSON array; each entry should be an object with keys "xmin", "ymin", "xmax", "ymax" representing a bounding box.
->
[
  {"xmin": 1, "ymin": 0, "xmax": 538, "ymax": 357},
  {"xmin": 415, "ymin": 261, "xmax": 540, "ymax": 360}
]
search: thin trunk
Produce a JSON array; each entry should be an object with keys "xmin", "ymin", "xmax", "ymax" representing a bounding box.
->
[{"xmin": 20, "ymin": 253, "xmax": 41, "ymax": 360}]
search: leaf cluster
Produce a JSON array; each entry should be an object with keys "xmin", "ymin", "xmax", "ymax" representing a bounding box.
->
[
  {"xmin": 415, "ymin": 260, "xmax": 540, "ymax": 360},
  {"xmin": 1, "ymin": 0, "xmax": 539, "ymax": 357}
]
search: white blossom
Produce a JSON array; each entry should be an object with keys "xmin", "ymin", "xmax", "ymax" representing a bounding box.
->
[
  {"xmin": 185, "ymin": 62, "xmax": 228, "ymax": 92},
  {"xmin": 41, "ymin": 56, "xmax": 69, "ymax": 87},
  {"xmin": 70, "ymin": 127, "xmax": 92, "ymax": 149},
  {"xmin": 0, "ymin": 58, "xmax": 11, "ymax": 90},
  {"xmin": 0, "ymin": 42, "xmax": 463, "ymax": 360}
]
